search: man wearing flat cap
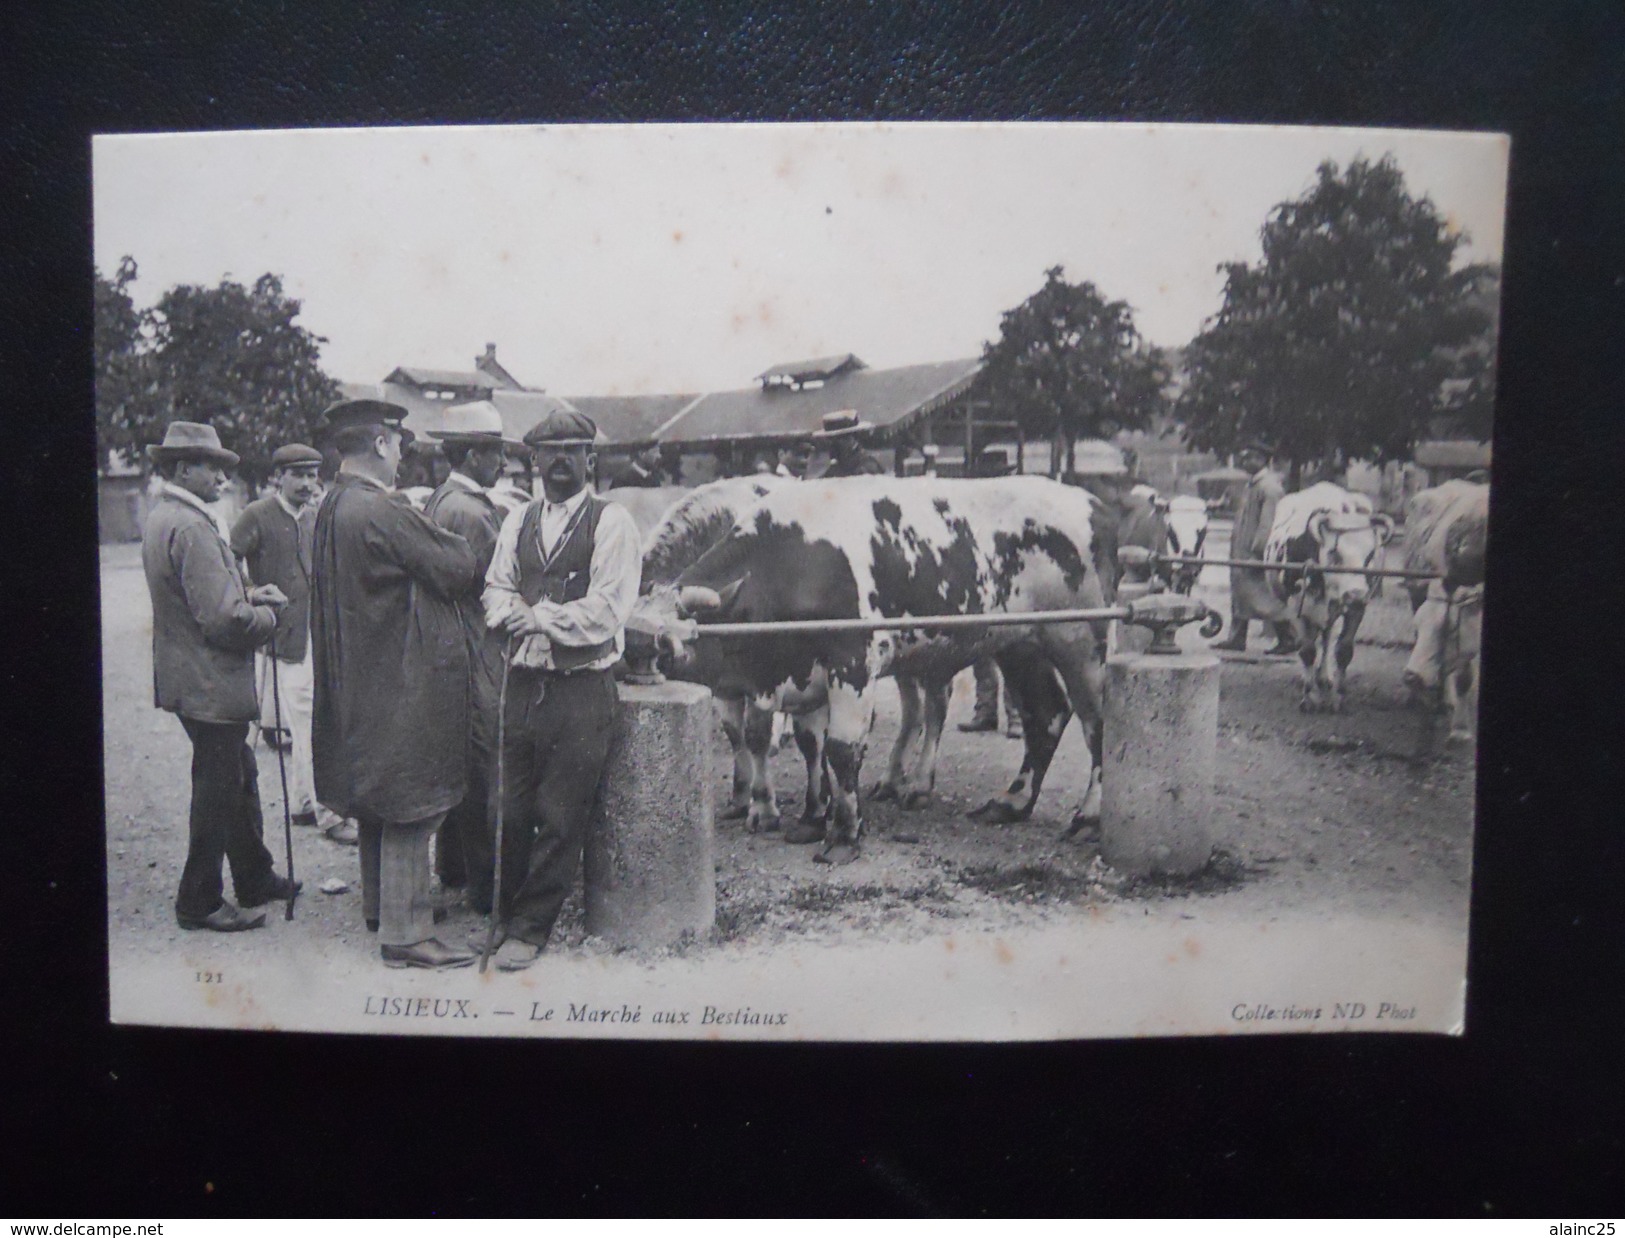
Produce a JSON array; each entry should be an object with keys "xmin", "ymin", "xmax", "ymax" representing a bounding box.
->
[
  {"xmin": 1212, "ymin": 438, "xmax": 1297, "ymax": 655},
  {"xmin": 230, "ymin": 443, "xmax": 341, "ymax": 841},
  {"xmin": 141, "ymin": 421, "xmax": 300, "ymax": 932},
  {"xmin": 480, "ymin": 408, "xmax": 642, "ymax": 970},
  {"xmin": 815, "ymin": 409, "xmax": 885, "ymax": 478},
  {"xmin": 420, "ymin": 401, "xmax": 518, "ymax": 911},
  {"xmin": 309, "ymin": 399, "xmax": 483, "ymax": 969}
]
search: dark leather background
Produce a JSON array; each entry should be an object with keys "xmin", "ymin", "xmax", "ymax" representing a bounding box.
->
[{"xmin": 4, "ymin": 1, "xmax": 1621, "ymax": 1216}]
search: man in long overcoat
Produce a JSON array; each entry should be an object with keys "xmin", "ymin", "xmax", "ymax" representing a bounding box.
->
[
  {"xmin": 142, "ymin": 421, "xmax": 299, "ymax": 931},
  {"xmin": 310, "ymin": 399, "xmax": 483, "ymax": 970},
  {"xmin": 1212, "ymin": 439, "xmax": 1298, "ymax": 655},
  {"xmin": 421, "ymin": 401, "xmax": 516, "ymax": 912}
]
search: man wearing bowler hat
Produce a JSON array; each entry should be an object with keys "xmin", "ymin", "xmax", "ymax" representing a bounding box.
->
[
  {"xmin": 480, "ymin": 408, "xmax": 642, "ymax": 970},
  {"xmin": 230, "ymin": 443, "xmax": 345, "ymax": 841},
  {"xmin": 421, "ymin": 400, "xmax": 519, "ymax": 911},
  {"xmin": 814, "ymin": 409, "xmax": 885, "ymax": 478},
  {"xmin": 141, "ymin": 421, "xmax": 300, "ymax": 932},
  {"xmin": 1211, "ymin": 438, "xmax": 1297, "ymax": 655},
  {"xmin": 309, "ymin": 398, "xmax": 483, "ymax": 969}
]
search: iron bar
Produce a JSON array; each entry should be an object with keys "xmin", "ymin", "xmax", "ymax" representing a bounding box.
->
[
  {"xmin": 693, "ymin": 606, "xmax": 1134, "ymax": 638},
  {"xmin": 1154, "ymin": 554, "xmax": 1439, "ymax": 581}
]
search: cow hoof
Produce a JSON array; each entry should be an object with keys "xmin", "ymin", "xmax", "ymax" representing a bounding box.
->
[
  {"xmin": 902, "ymin": 789, "xmax": 933, "ymax": 810},
  {"xmin": 868, "ymin": 781, "xmax": 899, "ymax": 802},
  {"xmin": 814, "ymin": 842, "xmax": 861, "ymax": 866},
  {"xmin": 1062, "ymin": 814, "xmax": 1101, "ymax": 842},
  {"xmin": 968, "ymin": 799, "xmax": 1025, "ymax": 825},
  {"xmin": 719, "ymin": 801, "xmax": 749, "ymax": 822},
  {"xmin": 747, "ymin": 811, "xmax": 781, "ymax": 835},
  {"xmin": 783, "ymin": 821, "xmax": 825, "ymax": 845}
]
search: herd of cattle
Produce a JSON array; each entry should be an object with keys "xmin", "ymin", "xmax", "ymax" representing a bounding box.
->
[{"xmin": 453, "ymin": 470, "xmax": 1488, "ymax": 866}]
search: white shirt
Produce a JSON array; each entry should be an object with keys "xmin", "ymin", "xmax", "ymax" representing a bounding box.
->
[{"xmin": 482, "ymin": 489, "xmax": 643, "ymax": 671}]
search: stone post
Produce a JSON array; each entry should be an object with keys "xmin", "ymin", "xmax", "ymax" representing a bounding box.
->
[
  {"xmin": 1100, "ymin": 651, "xmax": 1220, "ymax": 877},
  {"xmin": 584, "ymin": 681, "xmax": 715, "ymax": 947}
]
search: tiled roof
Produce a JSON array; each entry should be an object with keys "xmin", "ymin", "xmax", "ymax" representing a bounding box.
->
[
  {"xmin": 754, "ymin": 354, "xmax": 866, "ymax": 385},
  {"xmin": 384, "ymin": 367, "xmax": 496, "ymax": 391},
  {"xmin": 657, "ymin": 357, "xmax": 981, "ymax": 445}
]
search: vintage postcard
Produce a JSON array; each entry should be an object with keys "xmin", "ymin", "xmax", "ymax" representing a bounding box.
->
[{"xmin": 95, "ymin": 122, "xmax": 1506, "ymax": 1039}]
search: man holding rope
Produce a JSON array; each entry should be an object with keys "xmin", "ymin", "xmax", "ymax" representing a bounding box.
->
[
  {"xmin": 141, "ymin": 421, "xmax": 300, "ymax": 932},
  {"xmin": 479, "ymin": 409, "xmax": 642, "ymax": 971},
  {"xmin": 1212, "ymin": 438, "xmax": 1299, "ymax": 656},
  {"xmin": 310, "ymin": 399, "xmax": 483, "ymax": 970}
]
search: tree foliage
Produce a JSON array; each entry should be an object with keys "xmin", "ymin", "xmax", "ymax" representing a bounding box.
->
[
  {"xmin": 93, "ymin": 257, "xmax": 148, "ymax": 465},
  {"xmin": 1178, "ymin": 156, "xmax": 1496, "ymax": 475},
  {"xmin": 92, "ymin": 262, "xmax": 342, "ymax": 483},
  {"xmin": 979, "ymin": 266, "xmax": 1167, "ymax": 475}
]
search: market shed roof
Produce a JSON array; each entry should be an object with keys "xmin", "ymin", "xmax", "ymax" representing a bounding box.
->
[{"xmin": 656, "ymin": 357, "xmax": 981, "ymax": 446}]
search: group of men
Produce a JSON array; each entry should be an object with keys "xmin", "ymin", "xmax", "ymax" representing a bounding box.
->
[{"xmin": 141, "ymin": 397, "xmax": 640, "ymax": 971}]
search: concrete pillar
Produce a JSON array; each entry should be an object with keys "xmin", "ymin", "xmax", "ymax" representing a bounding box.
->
[
  {"xmin": 584, "ymin": 681, "xmax": 715, "ymax": 947},
  {"xmin": 1101, "ymin": 651, "xmax": 1220, "ymax": 877},
  {"xmin": 1112, "ymin": 580, "xmax": 1156, "ymax": 656}
]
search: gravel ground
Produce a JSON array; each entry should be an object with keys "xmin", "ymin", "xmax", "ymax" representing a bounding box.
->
[{"xmin": 100, "ymin": 534, "xmax": 1475, "ymax": 976}]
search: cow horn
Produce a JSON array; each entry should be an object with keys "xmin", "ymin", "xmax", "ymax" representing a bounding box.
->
[
  {"xmin": 678, "ymin": 585, "xmax": 722, "ymax": 613},
  {"xmin": 1309, "ymin": 511, "xmax": 1333, "ymax": 544},
  {"xmin": 1371, "ymin": 513, "xmax": 1396, "ymax": 545}
]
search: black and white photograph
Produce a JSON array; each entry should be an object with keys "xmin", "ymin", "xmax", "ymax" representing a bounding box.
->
[{"xmin": 94, "ymin": 121, "xmax": 1507, "ymax": 1039}]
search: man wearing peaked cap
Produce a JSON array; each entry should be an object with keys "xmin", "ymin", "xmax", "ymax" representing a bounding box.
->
[
  {"xmin": 230, "ymin": 442, "xmax": 338, "ymax": 840},
  {"xmin": 317, "ymin": 397, "xmax": 417, "ymax": 446},
  {"xmin": 1213, "ymin": 437, "xmax": 1296, "ymax": 655},
  {"xmin": 419, "ymin": 401, "xmax": 518, "ymax": 909},
  {"xmin": 814, "ymin": 409, "xmax": 885, "ymax": 478},
  {"xmin": 310, "ymin": 397, "xmax": 484, "ymax": 969},
  {"xmin": 141, "ymin": 422, "xmax": 300, "ymax": 932},
  {"xmin": 479, "ymin": 407, "xmax": 643, "ymax": 970}
]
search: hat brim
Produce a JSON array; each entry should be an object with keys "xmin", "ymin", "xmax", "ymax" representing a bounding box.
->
[
  {"xmin": 429, "ymin": 430, "xmax": 525, "ymax": 448},
  {"xmin": 813, "ymin": 422, "xmax": 875, "ymax": 440},
  {"xmin": 147, "ymin": 444, "xmax": 241, "ymax": 469},
  {"xmin": 525, "ymin": 437, "xmax": 597, "ymax": 449}
]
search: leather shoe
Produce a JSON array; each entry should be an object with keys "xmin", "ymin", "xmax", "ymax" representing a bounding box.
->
[
  {"xmin": 493, "ymin": 937, "xmax": 544, "ymax": 972},
  {"xmin": 381, "ymin": 938, "xmax": 477, "ymax": 970},
  {"xmin": 366, "ymin": 918, "xmax": 379, "ymax": 933},
  {"xmin": 240, "ymin": 875, "xmax": 302, "ymax": 908},
  {"xmin": 178, "ymin": 901, "xmax": 267, "ymax": 932},
  {"xmin": 324, "ymin": 819, "xmax": 360, "ymax": 846},
  {"xmin": 291, "ymin": 810, "xmax": 319, "ymax": 828},
  {"xmin": 1266, "ymin": 640, "xmax": 1300, "ymax": 657},
  {"xmin": 957, "ymin": 717, "xmax": 998, "ymax": 733},
  {"xmin": 469, "ymin": 921, "xmax": 506, "ymax": 951},
  {"xmin": 1210, "ymin": 636, "xmax": 1248, "ymax": 652}
]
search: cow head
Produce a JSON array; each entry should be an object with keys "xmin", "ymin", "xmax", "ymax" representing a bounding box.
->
[
  {"xmin": 1306, "ymin": 509, "xmax": 1394, "ymax": 611},
  {"xmin": 1162, "ymin": 495, "xmax": 1210, "ymax": 593}
]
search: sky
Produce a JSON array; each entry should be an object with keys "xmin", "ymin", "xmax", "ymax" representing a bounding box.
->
[{"xmin": 93, "ymin": 122, "xmax": 1508, "ymax": 398}]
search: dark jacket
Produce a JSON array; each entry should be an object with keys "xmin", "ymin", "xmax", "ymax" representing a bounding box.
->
[
  {"xmin": 422, "ymin": 477, "xmax": 506, "ymax": 747},
  {"xmin": 142, "ymin": 489, "xmax": 278, "ymax": 723},
  {"xmin": 310, "ymin": 473, "xmax": 482, "ymax": 823},
  {"xmin": 230, "ymin": 495, "xmax": 314, "ymax": 660}
]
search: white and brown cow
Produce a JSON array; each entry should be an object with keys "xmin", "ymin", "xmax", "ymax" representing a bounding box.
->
[
  {"xmin": 1264, "ymin": 481, "xmax": 1395, "ymax": 713},
  {"xmin": 633, "ymin": 476, "xmax": 1113, "ymax": 864},
  {"xmin": 1129, "ymin": 484, "xmax": 1212, "ymax": 594},
  {"xmin": 1399, "ymin": 479, "xmax": 1489, "ymax": 742}
]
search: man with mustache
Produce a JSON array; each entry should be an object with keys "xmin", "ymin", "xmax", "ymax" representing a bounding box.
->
[
  {"xmin": 230, "ymin": 443, "xmax": 350, "ymax": 842},
  {"xmin": 142, "ymin": 421, "xmax": 299, "ymax": 932},
  {"xmin": 479, "ymin": 409, "xmax": 642, "ymax": 971}
]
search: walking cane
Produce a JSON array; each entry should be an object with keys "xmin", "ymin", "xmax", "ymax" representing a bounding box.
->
[
  {"xmin": 479, "ymin": 637, "xmax": 518, "ymax": 973},
  {"xmin": 268, "ymin": 651, "xmax": 297, "ymax": 921}
]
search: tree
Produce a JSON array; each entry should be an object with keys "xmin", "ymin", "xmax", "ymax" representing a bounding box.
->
[
  {"xmin": 979, "ymin": 266, "xmax": 1167, "ymax": 476},
  {"xmin": 93, "ymin": 264, "xmax": 342, "ymax": 484},
  {"xmin": 93, "ymin": 256, "xmax": 150, "ymax": 469},
  {"xmin": 1178, "ymin": 156, "xmax": 1495, "ymax": 481}
]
